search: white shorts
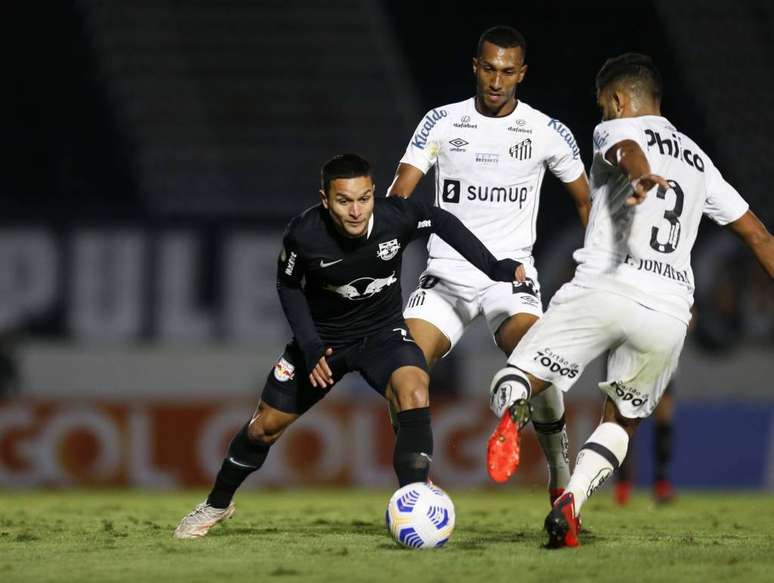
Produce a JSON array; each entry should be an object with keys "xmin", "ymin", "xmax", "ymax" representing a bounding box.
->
[
  {"xmin": 403, "ymin": 258, "xmax": 543, "ymax": 351},
  {"xmin": 508, "ymin": 283, "xmax": 687, "ymax": 418}
]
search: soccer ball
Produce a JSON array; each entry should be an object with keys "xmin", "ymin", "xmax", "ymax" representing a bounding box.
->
[{"xmin": 385, "ymin": 482, "xmax": 455, "ymax": 549}]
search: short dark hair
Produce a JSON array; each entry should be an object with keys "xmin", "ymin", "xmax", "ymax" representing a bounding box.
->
[
  {"xmin": 477, "ymin": 25, "xmax": 527, "ymax": 59},
  {"xmin": 596, "ymin": 52, "xmax": 663, "ymax": 102},
  {"xmin": 320, "ymin": 153, "xmax": 372, "ymax": 195}
]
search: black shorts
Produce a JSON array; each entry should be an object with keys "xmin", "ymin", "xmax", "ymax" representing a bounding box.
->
[{"xmin": 261, "ymin": 324, "xmax": 427, "ymax": 415}]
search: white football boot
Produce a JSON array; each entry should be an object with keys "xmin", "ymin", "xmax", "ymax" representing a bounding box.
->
[{"xmin": 174, "ymin": 501, "xmax": 235, "ymax": 539}]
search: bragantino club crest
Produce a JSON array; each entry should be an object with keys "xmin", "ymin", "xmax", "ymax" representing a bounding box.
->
[{"xmin": 377, "ymin": 239, "xmax": 401, "ymax": 261}]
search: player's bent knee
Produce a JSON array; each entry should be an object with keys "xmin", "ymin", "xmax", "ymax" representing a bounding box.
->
[
  {"xmin": 247, "ymin": 403, "xmax": 297, "ymax": 445},
  {"xmin": 390, "ymin": 367, "xmax": 430, "ymax": 411},
  {"xmin": 495, "ymin": 313, "xmax": 539, "ymax": 354},
  {"xmin": 393, "ymin": 383, "xmax": 429, "ymax": 411},
  {"xmin": 405, "ymin": 318, "xmax": 450, "ymax": 367},
  {"xmin": 396, "ymin": 388, "xmax": 428, "ymax": 411}
]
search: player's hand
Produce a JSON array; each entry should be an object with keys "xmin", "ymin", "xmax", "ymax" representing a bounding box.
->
[
  {"xmin": 627, "ymin": 174, "xmax": 670, "ymax": 206},
  {"xmin": 309, "ymin": 347, "xmax": 334, "ymax": 388},
  {"xmin": 493, "ymin": 259, "xmax": 524, "ymax": 283}
]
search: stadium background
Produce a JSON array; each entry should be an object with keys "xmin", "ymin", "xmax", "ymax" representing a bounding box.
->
[{"xmin": 0, "ymin": 0, "xmax": 771, "ymax": 492}]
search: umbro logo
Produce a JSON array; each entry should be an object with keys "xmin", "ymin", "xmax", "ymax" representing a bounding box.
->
[{"xmin": 449, "ymin": 138, "xmax": 469, "ymax": 149}]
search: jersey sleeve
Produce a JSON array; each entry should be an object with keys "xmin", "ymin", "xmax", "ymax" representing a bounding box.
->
[
  {"xmin": 592, "ymin": 118, "xmax": 648, "ymax": 166},
  {"xmin": 545, "ymin": 118, "xmax": 585, "ymax": 182},
  {"xmin": 276, "ymin": 219, "xmax": 325, "ymax": 372},
  {"xmin": 702, "ymin": 162, "xmax": 749, "ymax": 225},
  {"xmin": 277, "ymin": 219, "xmax": 304, "ymax": 286},
  {"xmin": 383, "ymin": 196, "xmax": 434, "ymax": 241},
  {"xmin": 398, "ymin": 108, "xmax": 448, "ymax": 174},
  {"xmin": 399, "ymin": 198, "xmax": 519, "ymax": 282}
]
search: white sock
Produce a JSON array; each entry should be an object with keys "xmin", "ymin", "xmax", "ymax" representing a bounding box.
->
[
  {"xmin": 566, "ymin": 422, "xmax": 629, "ymax": 516},
  {"xmin": 489, "ymin": 366, "xmax": 531, "ymax": 418},
  {"xmin": 532, "ymin": 387, "xmax": 570, "ymax": 492}
]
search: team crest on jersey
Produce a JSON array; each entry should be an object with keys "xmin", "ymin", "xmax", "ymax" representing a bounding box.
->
[
  {"xmin": 377, "ymin": 239, "xmax": 401, "ymax": 260},
  {"xmin": 273, "ymin": 356, "xmax": 295, "ymax": 382},
  {"xmin": 509, "ymin": 138, "xmax": 533, "ymax": 160}
]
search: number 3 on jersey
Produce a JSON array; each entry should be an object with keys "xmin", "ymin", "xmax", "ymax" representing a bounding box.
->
[{"xmin": 649, "ymin": 179, "xmax": 684, "ymax": 254}]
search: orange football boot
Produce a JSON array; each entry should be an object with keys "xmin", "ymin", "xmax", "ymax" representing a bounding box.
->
[{"xmin": 487, "ymin": 399, "xmax": 532, "ymax": 483}]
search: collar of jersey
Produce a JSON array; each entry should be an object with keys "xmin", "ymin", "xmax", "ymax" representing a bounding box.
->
[
  {"xmin": 471, "ymin": 96, "xmax": 523, "ymax": 121},
  {"xmin": 320, "ymin": 207, "xmax": 374, "ymax": 244}
]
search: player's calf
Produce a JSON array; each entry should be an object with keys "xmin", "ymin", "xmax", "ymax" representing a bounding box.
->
[
  {"xmin": 565, "ymin": 422, "xmax": 629, "ymax": 517},
  {"xmin": 206, "ymin": 420, "xmax": 273, "ymax": 510},
  {"xmin": 174, "ymin": 411, "xmax": 283, "ymax": 539},
  {"xmin": 532, "ymin": 387, "xmax": 571, "ymax": 501},
  {"xmin": 200, "ymin": 402, "xmax": 294, "ymax": 515},
  {"xmin": 388, "ymin": 367, "xmax": 433, "ymax": 486}
]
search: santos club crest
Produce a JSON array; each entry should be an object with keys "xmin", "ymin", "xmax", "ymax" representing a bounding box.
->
[{"xmin": 377, "ymin": 238, "xmax": 401, "ymax": 261}]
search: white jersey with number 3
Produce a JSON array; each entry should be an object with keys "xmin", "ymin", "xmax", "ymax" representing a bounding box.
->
[
  {"xmin": 573, "ymin": 115, "xmax": 749, "ymax": 324},
  {"xmin": 400, "ymin": 98, "xmax": 585, "ymax": 265}
]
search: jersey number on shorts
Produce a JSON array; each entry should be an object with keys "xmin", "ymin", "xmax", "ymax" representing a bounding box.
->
[
  {"xmin": 512, "ymin": 278, "xmax": 538, "ymax": 297},
  {"xmin": 649, "ymin": 179, "xmax": 684, "ymax": 254}
]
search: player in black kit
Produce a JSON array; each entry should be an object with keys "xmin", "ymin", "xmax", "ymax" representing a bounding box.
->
[{"xmin": 174, "ymin": 153, "xmax": 524, "ymax": 538}]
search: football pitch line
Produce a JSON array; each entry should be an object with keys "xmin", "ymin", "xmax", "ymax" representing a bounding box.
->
[{"xmin": 1, "ymin": 489, "xmax": 773, "ymax": 582}]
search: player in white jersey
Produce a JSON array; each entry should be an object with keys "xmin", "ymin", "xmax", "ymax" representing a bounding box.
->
[
  {"xmin": 388, "ymin": 26, "xmax": 591, "ymax": 502},
  {"xmin": 487, "ymin": 53, "xmax": 773, "ymax": 548}
]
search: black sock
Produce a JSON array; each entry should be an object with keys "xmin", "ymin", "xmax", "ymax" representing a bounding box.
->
[
  {"xmin": 393, "ymin": 407, "xmax": 433, "ymax": 486},
  {"xmin": 653, "ymin": 421, "xmax": 673, "ymax": 482},
  {"xmin": 207, "ymin": 423, "xmax": 271, "ymax": 508}
]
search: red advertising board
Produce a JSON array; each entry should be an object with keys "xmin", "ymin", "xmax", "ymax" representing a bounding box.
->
[{"xmin": 0, "ymin": 398, "xmax": 599, "ymax": 489}]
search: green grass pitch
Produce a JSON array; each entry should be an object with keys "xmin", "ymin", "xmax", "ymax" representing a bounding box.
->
[{"xmin": 2, "ymin": 488, "xmax": 773, "ymax": 582}]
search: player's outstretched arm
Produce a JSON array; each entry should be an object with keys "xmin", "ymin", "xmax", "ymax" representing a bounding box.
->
[
  {"xmin": 563, "ymin": 172, "xmax": 592, "ymax": 227},
  {"xmin": 727, "ymin": 210, "xmax": 774, "ymax": 279},
  {"xmin": 606, "ymin": 139, "xmax": 670, "ymax": 205},
  {"xmin": 423, "ymin": 205, "xmax": 525, "ymax": 282},
  {"xmin": 386, "ymin": 163, "xmax": 424, "ymax": 199}
]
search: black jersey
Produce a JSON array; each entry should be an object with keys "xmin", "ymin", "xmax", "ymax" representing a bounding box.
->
[{"xmin": 277, "ymin": 196, "xmax": 518, "ymax": 372}]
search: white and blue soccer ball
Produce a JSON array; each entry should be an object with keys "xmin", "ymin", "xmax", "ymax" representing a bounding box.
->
[{"xmin": 385, "ymin": 482, "xmax": 455, "ymax": 549}]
